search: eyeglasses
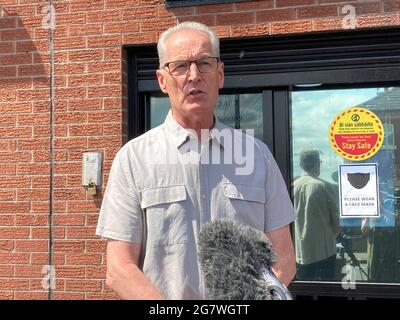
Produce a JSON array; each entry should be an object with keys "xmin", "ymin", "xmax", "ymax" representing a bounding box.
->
[{"xmin": 163, "ymin": 57, "xmax": 220, "ymax": 76}]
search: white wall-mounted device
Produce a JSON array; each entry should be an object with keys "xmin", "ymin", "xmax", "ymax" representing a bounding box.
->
[{"xmin": 82, "ymin": 152, "xmax": 102, "ymax": 187}]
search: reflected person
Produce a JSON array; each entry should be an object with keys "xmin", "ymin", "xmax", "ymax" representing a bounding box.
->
[{"xmin": 294, "ymin": 148, "xmax": 339, "ymax": 280}]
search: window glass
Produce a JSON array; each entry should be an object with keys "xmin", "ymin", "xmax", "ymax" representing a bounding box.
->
[
  {"xmin": 291, "ymin": 87, "xmax": 400, "ymax": 284},
  {"xmin": 149, "ymin": 93, "xmax": 263, "ymax": 140}
]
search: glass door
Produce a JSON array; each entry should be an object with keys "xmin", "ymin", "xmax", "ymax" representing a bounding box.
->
[
  {"xmin": 147, "ymin": 92, "xmax": 264, "ymax": 141},
  {"xmin": 290, "ymin": 87, "xmax": 400, "ymax": 284}
]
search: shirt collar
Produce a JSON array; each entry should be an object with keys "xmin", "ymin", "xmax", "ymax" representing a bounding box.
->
[{"xmin": 163, "ymin": 110, "xmax": 226, "ymax": 149}]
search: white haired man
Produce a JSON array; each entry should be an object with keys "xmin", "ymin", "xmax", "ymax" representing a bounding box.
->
[{"xmin": 96, "ymin": 22, "xmax": 296, "ymax": 299}]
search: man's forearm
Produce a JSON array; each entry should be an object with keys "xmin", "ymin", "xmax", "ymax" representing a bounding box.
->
[{"xmin": 107, "ymin": 261, "xmax": 164, "ymax": 300}]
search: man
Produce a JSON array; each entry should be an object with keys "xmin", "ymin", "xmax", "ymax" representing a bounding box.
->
[
  {"xmin": 96, "ymin": 22, "xmax": 296, "ymax": 299},
  {"xmin": 294, "ymin": 148, "xmax": 339, "ymax": 281}
]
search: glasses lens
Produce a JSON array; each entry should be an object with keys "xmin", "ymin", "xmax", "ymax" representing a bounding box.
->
[
  {"xmin": 166, "ymin": 58, "xmax": 218, "ymax": 75},
  {"xmin": 196, "ymin": 57, "xmax": 218, "ymax": 73},
  {"xmin": 168, "ymin": 61, "xmax": 190, "ymax": 75}
]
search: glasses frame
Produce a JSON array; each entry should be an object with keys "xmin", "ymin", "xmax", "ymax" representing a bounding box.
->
[{"xmin": 163, "ymin": 57, "xmax": 220, "ymax": 75}]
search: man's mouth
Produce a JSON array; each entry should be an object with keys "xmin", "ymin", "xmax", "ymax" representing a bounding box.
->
[{"xmin": 188, "ymin": 89, "xmax": 204, "ymax": 97}]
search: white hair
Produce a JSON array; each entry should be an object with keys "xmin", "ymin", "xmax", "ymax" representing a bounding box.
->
[{"xmin": 157, "ymin": 21, "xmax": 220, "ymax": 67}]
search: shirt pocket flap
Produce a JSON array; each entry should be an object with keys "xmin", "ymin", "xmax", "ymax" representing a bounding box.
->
[
  {"xmin": 141, "ymin": 185, "xmax": 186, "ymax": 209},
  {"xmin": 222, "ymin": 183, "xmax": 266, "ymax": 204}
]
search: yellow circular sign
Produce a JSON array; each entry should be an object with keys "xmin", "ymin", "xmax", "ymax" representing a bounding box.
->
[{"xmin": 329, "ymin": 107, "xmax": 384, "ymax": 161}]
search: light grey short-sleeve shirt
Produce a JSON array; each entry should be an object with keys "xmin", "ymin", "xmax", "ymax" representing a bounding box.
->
[{"xmin": 96, "ymin": 110, "xmax": 296, "ymax": 299}]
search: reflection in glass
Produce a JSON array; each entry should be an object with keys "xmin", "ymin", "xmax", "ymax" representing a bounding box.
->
[
  {"xmin": 291, "ymin": 88, "xmax": 400, "ymax": 284},
  {"xmin": 149, "ymin": 93, "xmax": 263, "ymax": 141}
]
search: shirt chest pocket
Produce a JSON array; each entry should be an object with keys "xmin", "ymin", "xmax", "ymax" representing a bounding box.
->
[
  {"xmin": 222, "ymin": 183, "xmax": 266, "ymax": 230},
  {"xmin": 141, "ymin": 185, "xmax": 189, "ymax": 246}
]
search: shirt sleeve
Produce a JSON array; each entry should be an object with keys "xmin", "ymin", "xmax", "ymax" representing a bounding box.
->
[
  {"xmin": 262, "ymin": 144, "xmax": 297, "ymax": 233},
  {"xmin": 95, "ymin": 145, "xmax": 143, "ymax": 243}
]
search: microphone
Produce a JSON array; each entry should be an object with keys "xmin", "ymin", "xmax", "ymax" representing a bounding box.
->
[{"xmin": 198, "ymin": 219, "xmax": 293, "ymax": 300}]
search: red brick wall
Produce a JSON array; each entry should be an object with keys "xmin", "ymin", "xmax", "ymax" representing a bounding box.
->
[{"xmin": 0, "ymin": 0, "xmax": 399, "ymax": 300}]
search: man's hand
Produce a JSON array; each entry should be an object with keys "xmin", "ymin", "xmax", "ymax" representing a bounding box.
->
[{"xmin": 106, "ymin": 240, "xmax": 164, "ymax": 300}]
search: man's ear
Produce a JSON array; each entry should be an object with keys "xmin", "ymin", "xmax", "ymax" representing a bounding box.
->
[
  {"xmin": 156, "ymin": 69, "xmax": 168, "ymax": 94},
  {"xmin": 218, "ymin": 62, "xmax": 224, "ymax": 89}
]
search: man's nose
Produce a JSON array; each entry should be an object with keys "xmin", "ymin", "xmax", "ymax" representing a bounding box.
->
[{"xmin": 187, "ymin": 61, "xmax": 201, "ymax": 81}]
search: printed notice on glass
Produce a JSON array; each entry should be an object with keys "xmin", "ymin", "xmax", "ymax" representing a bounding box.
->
[{"xmin": 338, "ymin": 163, "xmax": 380, "ymax": 218}]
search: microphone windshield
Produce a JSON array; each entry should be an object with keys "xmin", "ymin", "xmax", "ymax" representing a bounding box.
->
[{"xmin": 198, "ymin": 219, "xmax": 278, "ymax": 300}]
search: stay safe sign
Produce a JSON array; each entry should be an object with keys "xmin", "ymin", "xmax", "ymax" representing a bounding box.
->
[{"xmin": 329, "ymin": 107, "xmax": 384, "ymax": 161}]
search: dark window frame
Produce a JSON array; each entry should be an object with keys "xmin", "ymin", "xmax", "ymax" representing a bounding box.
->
[
  {"xmin": 165, "ymin": 0, "xmax": 247, "ymax": 8},
  {"xmin": 126, "ymin": 27, "xmax": 400, "ymax": 299}
]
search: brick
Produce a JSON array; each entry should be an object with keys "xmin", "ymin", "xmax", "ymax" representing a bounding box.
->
[
  {"xmin": 55, "ymin": 266, "xmax": 85, "ymax": 278},
  {"xmin": 87, "ymin": 35, "xmax": 122, "ymax": 48},
  {"xmin": 0, "ymin": 292, "xmax": 13, "ymax": 300},
  {"xmin": 0, "ymin": 227, "xmax": 30, "ymax": 239},
  {"xmin": 54, "ymin": 37, "xmax": 86, "ymax": 50},
  {"xmin": 276, "ymin": 0, "xmax": 316, "ymax": 7},
  {"xmin": 0, "ymin": 253, "xmax": 29, "ymax": 264},
  {"xmin": 17, "ymin": 89, "xmax": 50, "ymax": 101},
  {"xmin": 196, "ymin": 3, "xmax": 234, "ymax": 14},
  {"xmin": 65, "ymin": 279, "xmax": 102, "ymax": 291},
  {"xmin": 0, "ymin": 152, "xmax": 30, "ymax": 162},
  {"xmin": 124, "ymin": 6, "xmax": 157, "ymax": 19},
  {"xmin": 14, "ymin": 265, "xmax": 46, "ymax": 277},
  {"xmin": 53, "ymin": 214, "xmax": 85, "ymax": 226},
  {"xmin": 31, "ymin": 151, "xmax": 50, "ymax": 164},
  {"xmin": 0, "ymin": 115, "xmax": 16, "ymax": 126},
  {"xmin": 17, "ymin": 163, "xmax": 50, "ymax": 175},
  {"xmin": 67, "ymin": 201, "xmax": 101, "ymax": 213},
  {"xmin": 122, "ymin": 31, "xmax": 159, "ymax": 44},
  {"xmin": 88, "ymin": 136, "xmax": 122, "ymax": 148},
  {"xmin": 231, "ymin": 23, "xmax": 270, "ymax": 37},
  {"xmin": 105, "ymin": 0, "xmax": 139, "ymax": 8},
  {"xmin": 68, "ymin": 74, "xmax": 102, "ymax": 86},
  {"xmin": 86, "ymin": 240, "xmax": 107, "ymax": 253},
  {"xmin": 297, "ymin": 5, "xmax": 338, "ymax": 19},
  {"xmin": 139, "ymin": 18, "xmax": 176, "ymax": 32},
  {"xmin": 15, "ymin": 214, "xmax": 48, "ymax": 226},
  {"xmin": 0, "ymin": 215, "xmax": 14, "ymax": 226},
  {"xmin": 68, "ymin": 49, "xmax": 103, "ymax": 62},
  {"xmin": 54, "ymin": 112, "xmax": 87, "ymax": 124},
  {"xmin": 384, "ymin": 0, "xmax": 400, "ymax": 12},
  {"xmin": 104, "ymin": 21, "xmax": 139, "ymax": 34},
  {"xmin": 87, "ymin": 85, "xmax": 122, "ymax": 98},
  {"xmin": 16, "ymin": 189, "xmax": 49, "ymax": 201},
  {"xmin": 54, "ymin": 63, "xmax": 85, "ymax": 75},
  {"xmin": 0, "ymin": 240, "xmax": 14, "ymax": 252},
  {"xmin": 0, "ymin": 279, "xmax": 30, "ymax": 290},
  {"xmin": 0, "ymin": 190, "xmax": 14, "ymax": 201},
  {"xmin": 66, "ymin": 226, "xmax": 98, "ymax": 239},
  {"xmin": 14, "ymin": 292, "xmax": 48, "ymax": 300},
  {"xmin": 0, "ymin": 127, "xmax": 32, "ymax": 138},
  {"xmin": 68, "ymin": 123, "xmax": 103, "ymax": 136},
  {"xmin": 87, "ymin": 110, "xmax": 122, "ymax": 123},
  {"xmin": 54, "ymin": 162, "xmax": 82, "ymax": 175},
  {"xmin": 0, "ymin": 42, "xmax": 14, "ymax": 54},
  {"xmin": 31, "ymin": 227, "xmax": 64, "ymax": 239},
  {"xmin": 357, "ymin": 13, "xmax": 398, "ymax": 27},
  {"xmin": 272, "ymin": 20, "xmax": 313, "ymax": 34},
  {"xmin": 0, "ymin": 202, "xmax": 30, "ymax": 213},
  {"xmin": 53, "ymin": 240, "xmax": 85, "ymax": 252},
  {"xmin": 217, "ymin": 12, "xmax": 255, "ymax": 25},
  {"xmin": 86, "ymin": 10, "xmax": 123, "ymax": 23},
  {"xmin": 86, "ymin": 265, "xmax": 106, "ymax": 278},
  {"xmin": 0, "ymin": 53, "xmax": 32, "ymax": 65},
  {"xmin": 0, "ymin": 66, "xmax": 17, "ymax": 77},
  {"xmin": 86, "ymin": 292, "xmax": 119, "ymax": 300},
  {"xmin": 257, "ymin": 8, "xmax": 296, "ymax": 22},
  {"xmin": 54, "ymin": 137, "xmax": 87, "ymax": 149},
  {"xmin": 18, "ymin": 138, "xmax": 50, "ymax": 150},
  {"xmin": 70, "ymin": 0, "xmax": 105, "ymax": 12},
  {"xmin": 55, "ymin": 87, "xmax": 86, "ymax": 99},
  {"xmin": 69, "ymin": 24, "xmax": 103, "ymax": 37},
  {"xmin": 235, "ymin": 0, "xmax": 274, "ymax": 11},
  {"xmin": 87, "ymin": 61, "xmax": 121, "ymax": 73},
  {"xmin": 0, "ymin": 164, "xmax": 16, "ymax": 175},
  {"xmin": 0, "ymin": 140, "xmax": 15, "ymax": 152},
  {"xmin": 52, "ymin": 292, "xmax": 85, "ymax": 300},
  {"xmin": 177, "ymin": 15, "xmax": 216, "ymax": 27},
  {"xmin": 66, "ymin": 253, "xmax": 102, "ymax": 265},
  {"xmin": 66, "ymin": 175, "xmax": 82, "ymax": 187},
  {"xmin": 17, "ymin": 113, "xmax": 50, "ymax": 125}
]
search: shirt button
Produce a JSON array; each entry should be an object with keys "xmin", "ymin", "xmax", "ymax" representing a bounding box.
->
[{"xmin": 202, "ymin": 194, "xmax": 206, "ymax": 199}]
